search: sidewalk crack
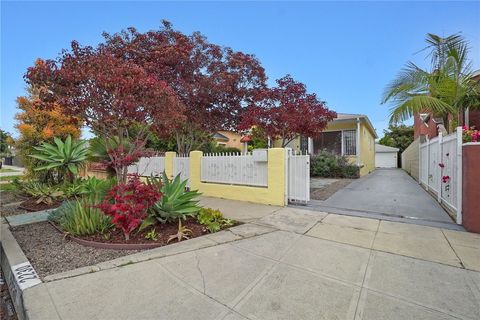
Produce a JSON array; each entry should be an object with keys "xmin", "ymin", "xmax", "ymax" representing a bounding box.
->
[{"xmin": 194, "ymin": 252, "xmax": 206, "ymax": 294}]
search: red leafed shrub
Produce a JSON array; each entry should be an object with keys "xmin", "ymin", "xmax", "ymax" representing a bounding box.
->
[{"xmin": 98, "ymin": 175, "xmax": 161, "ymax": 240}]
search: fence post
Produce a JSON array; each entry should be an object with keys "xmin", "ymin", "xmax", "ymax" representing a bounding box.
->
[
  {"xmin": 437, "ymin": 132, "xmax": 443, "ymax": 203},
  {"xmin": 189, "ymin": 151, "xmax": 203, "ymax": 191},
  {"xmin": 456, "ymin": 127, "xmax": 463, "ymax": 225},
  {"xmin": 426, "ymin": 138, "xmax": 430, "ymax": 191},
  {"xmin": 164, "ymin": 152, "xmax": 176, "ymax": 179},
  {"xmin": 284, "ymin": 148, "xmax": 292, "ymax": 205}
]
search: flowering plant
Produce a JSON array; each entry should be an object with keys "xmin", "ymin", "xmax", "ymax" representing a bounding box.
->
[
  {"xmin": 462, "ymin": 126, "xmax": 480, "ymax": 143},
  {"xmin": 98, "ymin": 175, "xmax": 161, "ymax": 240},
  {"xmin": 442, "ymin": 175, "xmax": 450, "ymax": 183},
  {"xmin": 438, "ymin": 163, "xmax": 445, "ymax": 168}
]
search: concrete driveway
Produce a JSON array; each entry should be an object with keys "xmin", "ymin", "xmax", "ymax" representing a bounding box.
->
[
  {"xmin": 24, "ymin": 201, "xmax": 480, "ymax": 320},
  {"xmin": 308, "ymin": 169, "xmax": 456, "ymax": 228}
]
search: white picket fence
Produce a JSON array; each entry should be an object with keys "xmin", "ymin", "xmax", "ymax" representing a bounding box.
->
[
  {"xmin": 419, "ymin": 127, "xmax": 462, "ymax": 224},
  {"xmin": 127, "ymin": 156, "xmax": 165, "ymax": 176},
  {"xmin": 173, "ymin": 155, "xmax": 190, "ymax": 187},
  {"xmin": 201, "ymin": 152, "xmax": 268, "ymax": 187},
  {"xmin": 286, "ymin": 149, "xmax": 310, "ymax": 204}
]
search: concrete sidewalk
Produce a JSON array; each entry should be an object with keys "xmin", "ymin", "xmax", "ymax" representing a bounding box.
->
[{"xmin": 23, "ymin": 200, "xmax": 480, "ymax": 320}]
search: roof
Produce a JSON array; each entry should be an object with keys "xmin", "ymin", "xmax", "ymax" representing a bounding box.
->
[
  {"xmin": 331, "ymin": 113, "xmax": 378, "ymax": 138},
  {"xmin": 375, "ymin": 143, "xmax": 399, "ymax": 153},
  {"xmin": 213, "ymin": 132, "xmax": 229, "ymax": 141},
  {"xmin": 240, "ymin": 136, "xmax": 252, "ymax": 143}
]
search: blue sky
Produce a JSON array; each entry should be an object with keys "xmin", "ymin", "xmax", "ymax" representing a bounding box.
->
[{"xmin": 2, "ymin": 1, "xmax": 479, "ymax": 139}]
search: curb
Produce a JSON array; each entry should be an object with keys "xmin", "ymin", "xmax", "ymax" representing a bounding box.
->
[{"xmin": 0, "ymin": 223, "xmax": 60, "ymax": 320}]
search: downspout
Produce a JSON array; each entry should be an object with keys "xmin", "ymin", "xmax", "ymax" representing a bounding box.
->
[{"xmin": 356, "ymin": 118, "xmax": 361, "ymax": 166}]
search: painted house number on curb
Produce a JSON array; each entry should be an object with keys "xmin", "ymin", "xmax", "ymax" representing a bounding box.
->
[{"xmin": 11, "ymin": 262, "xmax": 41, "ymax": 290}]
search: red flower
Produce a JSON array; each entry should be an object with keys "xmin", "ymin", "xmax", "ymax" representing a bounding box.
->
[
  {"xmin": 438, "ymin": 163, "xmax": 445, "ymax": 168},
  {"xmin": 442, "ymin": 175, "xmax": 450, "ymax": 183}
]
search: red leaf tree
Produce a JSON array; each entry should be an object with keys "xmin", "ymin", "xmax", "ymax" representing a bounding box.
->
[
  {"xmin": 240, "ymin": 75, "xmax": 336, "ymax": 147},
  {"xmin": 102, "ymin": 21, "xmax": 267, "ymax": 153},
  {"xmin": 26, "ymin": 42, "xmax": 184, "ymax": 183}
]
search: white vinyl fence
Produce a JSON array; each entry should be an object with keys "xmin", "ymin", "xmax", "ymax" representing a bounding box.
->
[
  {"xmin": 286, "ymin": 149, "xmax": 310, "ymax": 204},
  {"xmin": 127, "ymin": 156, "xmax": 165, "ymax": 176},
  {"xmin": 419, "ymin": 127, "xmax": 462, "ymax": 224},
  {"xmin": 201, "ymin": 152, "xmax": 268, "ymax": 187},
  {"xmin": 173, "ymin": 155, "xmax": 190, "ymax": 187}
]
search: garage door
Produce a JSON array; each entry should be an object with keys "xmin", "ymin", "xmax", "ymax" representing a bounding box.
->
[{"xmin": 375, "ymin": 152, "xmax": 397, "ymax": 168}]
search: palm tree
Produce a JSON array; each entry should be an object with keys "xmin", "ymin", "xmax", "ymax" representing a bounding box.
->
[{"xmin": 382, "ymin": 33, "xmax": 479, "ymax": 132}]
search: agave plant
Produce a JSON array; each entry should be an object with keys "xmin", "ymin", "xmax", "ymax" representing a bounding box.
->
[
  {"xmin": 30, "ymin": 136, "xmax": 89, "ymax": 182},
  {"xmin": 148, "ymin": 172, "xmax": 202, "ymax": 223}
]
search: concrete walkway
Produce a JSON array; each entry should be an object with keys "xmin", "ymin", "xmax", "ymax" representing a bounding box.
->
[
  {"xmin": 308, "ymin": 169, "xmax": 456, "ymax": 227},
  {"xmin": 0, "ymin": 165, "xmax": 24, "ymax": 177},
  {"xmin": 24, "ymin": 200, "xmax": 480, "ymax": 320}
]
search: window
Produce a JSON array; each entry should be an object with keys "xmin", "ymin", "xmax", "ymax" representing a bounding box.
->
[
  {"xmin": 313, "ymin": 131, "xmax": 342, "ymax": 155},
  {"xmin": 313, "ymin": 130, "xmax": 357, "ymax": 156},
  {"xmin": 343, "ymin": 130, "xmax": 356, "ymax": 155}
]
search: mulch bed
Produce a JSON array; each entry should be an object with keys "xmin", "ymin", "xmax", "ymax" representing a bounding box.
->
[
  {"xmin": 11, "ymin": 222, "xmax": 140, "ymax": 278},
  {"xmin": 77, "ymin": 218, "xmax": 209, "ymax": 245},
  {"xmin": 310, "ymin": 179, "xmax": 353, "ymax": 200},
  {"xmin": 18, "ymin": 198, "xmax": 62, "ymax": 212}
]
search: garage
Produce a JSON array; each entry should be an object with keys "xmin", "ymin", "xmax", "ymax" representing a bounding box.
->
[{"xmin": 375, "ymin": 144, "xmax": 399, "ymax": 168}]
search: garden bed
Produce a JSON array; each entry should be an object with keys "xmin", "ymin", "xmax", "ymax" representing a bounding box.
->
[
  {"xmin": 310, "ymin": 179, "xmax": 353, "ymax": 200},
  {"xmin": 49, "ymin": 217, "xmax": 236, "ymax": 249},
  {"xmin": 11, "ymin": 222, "xmax": 139, "ymax": 278},
  {"xmin": 12, "ymin": 218, "xmax": 240, "ymax": 278},
  {"xmin": 18, "ymin": 198, "xmax": 62, "ymax": 212}
]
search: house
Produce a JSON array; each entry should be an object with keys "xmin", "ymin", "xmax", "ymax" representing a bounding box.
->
[
  {"xmin": 413, "ymin": 69, "xmax": 480, "ymax": 139},
  {"xmin": 213, "ymin": 131, "xmax": 244, "ymax": 150},
  {"xmin": 375, "ymin": 143, "xmax": 399, "ymax": 168},
  {"xmin": 274, "ymin": 113, "xmax": 378, "ymax": 176}
]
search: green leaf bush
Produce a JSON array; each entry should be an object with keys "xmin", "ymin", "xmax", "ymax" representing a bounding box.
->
[
  {"xmin": 197, "ymin": 208, "xmax": 234, "ymax": 233},
  {"xmin": 310, "ymin": 150, "xmax": 360, "ymax": 179}
]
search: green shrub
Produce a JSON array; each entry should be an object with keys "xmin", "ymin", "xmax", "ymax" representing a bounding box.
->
[
  {"xmin": 310, "ymin": 150, "xmax": 360, "ymax": 179},
  {"xmin": 49, "ymin": 194, "xmax": 113, "ymax": 236},
  {"xmin": 18, "ymin": 180, "xmax": 64, "ymax": 204},
  {"xmin": 30, "ymin": 136, "xmax": 89, "ymax": 183},
  {"xmin": 143, "ymin": 172, "xmax": 201, "ymax": 226},
  {"xmin": 197, "ymin": 208, "xmax": 234, "ymax": 233},
  {"xmin": 213, "ymin": 145, "xmax": 242, "ymax": 154}
]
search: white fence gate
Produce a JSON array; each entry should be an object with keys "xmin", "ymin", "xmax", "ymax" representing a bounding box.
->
[
  {"xmin": 173, "ymin": 155, "xmax": 190, "ymax": 186},
  {"xmin": 419, "ymin": 127, "xmax": 462, "ymax": 224},
  {"xmin": 287, "ymin": 150, "xmax": 310, "ymax": 204},
  {"xmin": 127, "ymin": 156, "xmax": 165, "ymax": 176},
  {"xmin": 201, "ymin": 152, "xmax": 268, "ymax": 187}
]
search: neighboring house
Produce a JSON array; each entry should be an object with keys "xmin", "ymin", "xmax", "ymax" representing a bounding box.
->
[
  {"xmin": 413, "ymin": 69, "xmax": 480, "ymax": 139},
  {"xmin": 274, "ymin": 113, "xmax": 378, "ymax": 176},
  {"xmin": 213, "ymin": 131, "xmax": 244, "ymax": 150},
  {"xmin": 375, "ymin": 143, "xmax": 399, "ymax": 168}
]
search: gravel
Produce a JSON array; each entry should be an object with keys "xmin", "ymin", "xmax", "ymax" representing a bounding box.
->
[
  {"xmin": 310, "ymin": 179, "xmax": 353, "ymax": 200},
  {"xmin": 11, "ymin": 222, "xmax": 139, "ymax": 278}
]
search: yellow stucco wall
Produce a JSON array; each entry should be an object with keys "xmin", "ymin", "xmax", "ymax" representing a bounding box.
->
[
  {"xmin": 359, "ymin": 122, "xmax": 376, "ymax": 176},
  {"xmin": 216, "ymin": 131, "xmax": 243, "ymax": 150},
  {"xmin": 189, "ymin": 148, "xmax": 286, "ymax": 206}
]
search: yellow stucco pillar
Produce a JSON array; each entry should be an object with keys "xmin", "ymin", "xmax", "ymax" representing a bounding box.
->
[
  {"xmin": 267, "ymin": 148, "xmax": 286, "ymax": 206},
  {"xmin": 189, "ymin": 151, "xmax": 203, "ymax": 191},
  {"xmin": 164, "ymin": 152, "xmax": 176, "ymax": 179}
]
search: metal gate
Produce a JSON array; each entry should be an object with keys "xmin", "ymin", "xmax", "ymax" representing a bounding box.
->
[
  {"xmin": 173, "ymin": 156, "xmax": 190, "ymax": 186},
  {"xmin": 286, "ymin": 149, "xmax": 310, "ymax": 204}
]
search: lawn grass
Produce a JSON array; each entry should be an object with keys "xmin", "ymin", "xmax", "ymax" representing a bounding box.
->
[
  {"xmin": 0, "ymin": 168, "xmax": 17, "ymax": 173},
  {"xmin": 0, "ymin": 183, "xmax": 18, "ymax": 192},
  {"xmin": 0, "ymin": 175, "xmax": 20, "ymax": 181}
]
